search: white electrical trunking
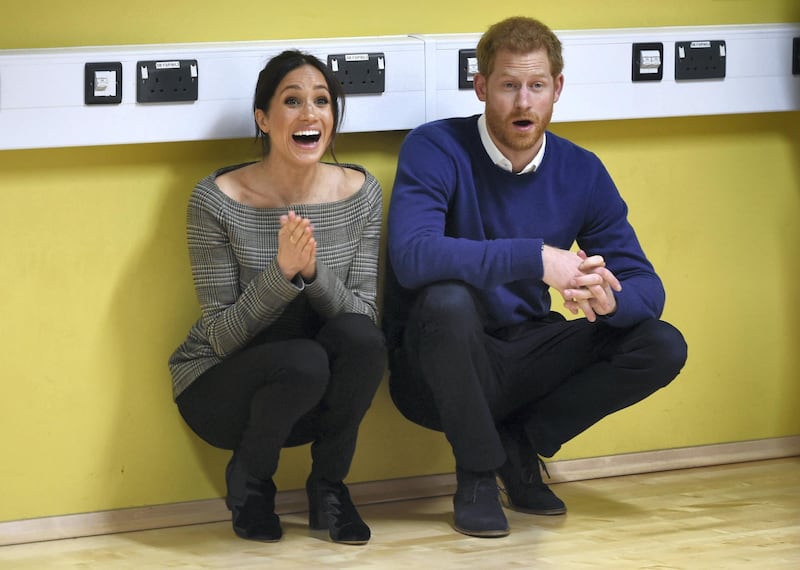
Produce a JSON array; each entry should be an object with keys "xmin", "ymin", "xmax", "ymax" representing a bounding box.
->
[
  {"xmin": 0, "ymin": 24, "xmax": 798, "ymax": 151},
  {"xmin": 0, "ymin": 36, "xmax": 426, "ymax": 150}
]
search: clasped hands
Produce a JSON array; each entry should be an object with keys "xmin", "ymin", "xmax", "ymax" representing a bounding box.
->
[
  {"xmin": 542, "ymin": 245, "xmax": 622, "ymax": 322},
  {"xmin": 277, "ymin": 211, "xmax": 316, "ymax": 281}
]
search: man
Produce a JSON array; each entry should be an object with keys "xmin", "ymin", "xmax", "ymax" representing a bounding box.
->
[{"xmin": 383, "ymin": 16, "xmax": 688, "ymax": 538}]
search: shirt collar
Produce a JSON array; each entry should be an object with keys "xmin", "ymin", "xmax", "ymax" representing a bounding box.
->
[{"xmin": 477, "ymin": 114, "xmax": 545, "ymax": 175}]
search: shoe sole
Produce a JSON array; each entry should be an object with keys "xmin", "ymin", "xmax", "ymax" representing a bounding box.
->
[
  {"xmin": 236, "ymin": 535, "xmax": 282, "ymax": 543},
  {"xmin": 453, "ymin": 524, "xmax": 510, "ymax": 538},
  {"xmin": 232, "ymin": 528, "xmax": 283, "ymax": 542},
  {"xmin": 309, "ymin": 525, "xmax": 370, "ymax": 545},
  {"xmin": 501, "ymin": 496, "xmax": 567, "ymax": 516}
]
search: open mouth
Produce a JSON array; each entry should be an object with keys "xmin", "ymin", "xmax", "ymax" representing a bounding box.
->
[
  {"xmin": 512, "ymin": 119, "xmax": 534, "ymax": 127},
  {"xmin": 292, "ymin": 129, "xmax": 322, "ymax": 144}
]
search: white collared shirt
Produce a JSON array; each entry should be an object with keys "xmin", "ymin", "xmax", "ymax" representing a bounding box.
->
[{"xmin": 477, "ymin": 114, "xmax": 546, "ymax": 175}]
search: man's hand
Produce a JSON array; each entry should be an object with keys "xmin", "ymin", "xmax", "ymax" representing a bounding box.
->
[
  {"xmin": 562, "ymin": 250, "xmax": 622, "ymax": 322},
  {"xmin": 541, "ymin": 245, "xmax": 586, "ymax": 292}
]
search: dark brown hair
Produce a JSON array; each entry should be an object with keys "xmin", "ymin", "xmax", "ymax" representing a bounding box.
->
[{"xmin": 252, "ymin": 50, "xmax": 345, "ymax": 159}]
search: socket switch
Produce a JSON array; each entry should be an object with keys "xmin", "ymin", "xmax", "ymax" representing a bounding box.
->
[
  {"xmin": 459, "ymin": 48, "xmax": 478, "ymax": 89},
  {"xmin": 632, "ymin": 43, "xmax": 663, "ymax": 81},
  {"xmin": 84, "ymin": 62, "xmax": 122, "ymax": 105}
]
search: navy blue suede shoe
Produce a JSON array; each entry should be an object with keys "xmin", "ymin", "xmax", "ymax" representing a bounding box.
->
[
  {"xmin": 453, "ymin": 467, "xmax": 509, "ymax": 538},
  {"xmin": 496, "ymin": 427, "xmax": 566, "ymax": 516}
]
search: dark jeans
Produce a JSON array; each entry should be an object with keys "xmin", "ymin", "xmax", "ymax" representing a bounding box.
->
[
  {"xmin": 177, "ymin": 312, "xmax": 386, "ymax": 481},
  {"xmin": 389, "ymin": 282, "xmax": 687, "ymax": 472}
]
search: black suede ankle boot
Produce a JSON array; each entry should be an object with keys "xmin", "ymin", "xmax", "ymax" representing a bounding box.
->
[
  {"xmin": 225, "ymin": 455, "xmax": 282, "ymax": 542},
  {"xmin": 306, "ymin": 476, "xmax": 370, "ymax": 545}
]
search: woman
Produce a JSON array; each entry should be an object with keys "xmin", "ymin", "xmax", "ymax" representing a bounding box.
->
[{"xmin": 168, "ymin": 50, "xmax": 386, "ymax": 545}]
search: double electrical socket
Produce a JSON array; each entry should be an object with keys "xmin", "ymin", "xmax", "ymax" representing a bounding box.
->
[
  {"xmin": 136, "ymin": 60, "xmax": 198, "ymax": 103},
  {"xmin": 675, "ymin": 40, "xmax": 726, "ymax": 80},
  {"xmin": 327, "ymin": 53, "xmax": 385, "ymax": 94}
]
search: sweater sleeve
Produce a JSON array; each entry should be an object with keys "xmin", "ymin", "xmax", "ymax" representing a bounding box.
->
[
  {"xmin": 388, "ymin": 126, "xmax": 543, "ymax": 290},
  {"xmin": 188, "ymin": 188, "xmax": 301, "ymax": 358},
  {"xmin": 576, "ymin": 162, "xmax": 666, "ymax": 327},
  {"xmin": 304, "ymin": 177, "xmax": 382, "ymax": 323}
]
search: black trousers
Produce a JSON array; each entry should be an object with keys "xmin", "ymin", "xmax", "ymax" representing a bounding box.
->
[
  {"xmin": 177, "ymin": 312, "xmax": 386, "ymax": 481},
  {"xmin": 389, "ymin": 282, "xmax": 687, "ymax": 472}
]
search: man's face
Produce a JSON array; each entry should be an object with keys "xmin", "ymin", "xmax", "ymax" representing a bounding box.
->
[{"xmin": 474, "ymin": 48, "xmax": 563, "ymax": 170}]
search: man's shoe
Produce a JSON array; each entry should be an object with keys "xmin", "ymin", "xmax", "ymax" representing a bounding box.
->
[
  {"xmin": 225, "ymin": 455, "xmax": 283, "ymax": 541},
  {"xmin": 307, "ymin": 476, "xmax": 371, "ymax": 545},
  {"xmin": 496, "ymin": 427, "xmax": 566, "ymax": 516},
  {"xmin": 453, "ymin": 467, "xmax": 510, "ymax": 538}
]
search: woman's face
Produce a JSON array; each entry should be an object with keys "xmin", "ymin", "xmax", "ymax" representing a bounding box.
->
[{"xmin": 255, "ymin": 64, "xmax": 334, "ymax": 167}]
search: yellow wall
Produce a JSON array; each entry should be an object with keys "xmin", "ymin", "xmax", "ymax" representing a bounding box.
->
[{"xmin": 1, "ymin": 1, "xmax": 798, "ymax": 523}]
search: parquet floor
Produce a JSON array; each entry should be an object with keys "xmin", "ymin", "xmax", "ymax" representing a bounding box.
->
[{"xmin": 1, "ymin": 457, "xmax": 798, "ymax": 569}]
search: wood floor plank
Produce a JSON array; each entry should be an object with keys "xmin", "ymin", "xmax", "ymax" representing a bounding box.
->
[{"xmin": 1, "ymin": 457, "xmax": 797, "ymax": 569}]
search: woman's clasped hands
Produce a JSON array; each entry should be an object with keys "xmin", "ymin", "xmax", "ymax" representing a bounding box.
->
[{"xmin": 277, "ymin": 211, "xmax": 316, "ymax": 281}]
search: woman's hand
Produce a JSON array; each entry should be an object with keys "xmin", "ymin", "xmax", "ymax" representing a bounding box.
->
[{"xmin": 277, "ymin": 211, "xmax": 316, "ymax": 281}]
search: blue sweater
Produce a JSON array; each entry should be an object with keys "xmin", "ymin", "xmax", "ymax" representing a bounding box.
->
[{"xmin": 385, "ymin": 115, "xmax": 665, "ymax": 346}]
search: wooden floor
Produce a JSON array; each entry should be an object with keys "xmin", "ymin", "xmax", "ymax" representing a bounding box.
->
[{"xmin": 1, "ymin": 457, "xmax": 798, "ymax": 569}]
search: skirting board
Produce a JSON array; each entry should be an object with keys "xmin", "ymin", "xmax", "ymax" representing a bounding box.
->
[{"xmin": 1, "ymin": 435, "xmax": 798, "ymax": 547}]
